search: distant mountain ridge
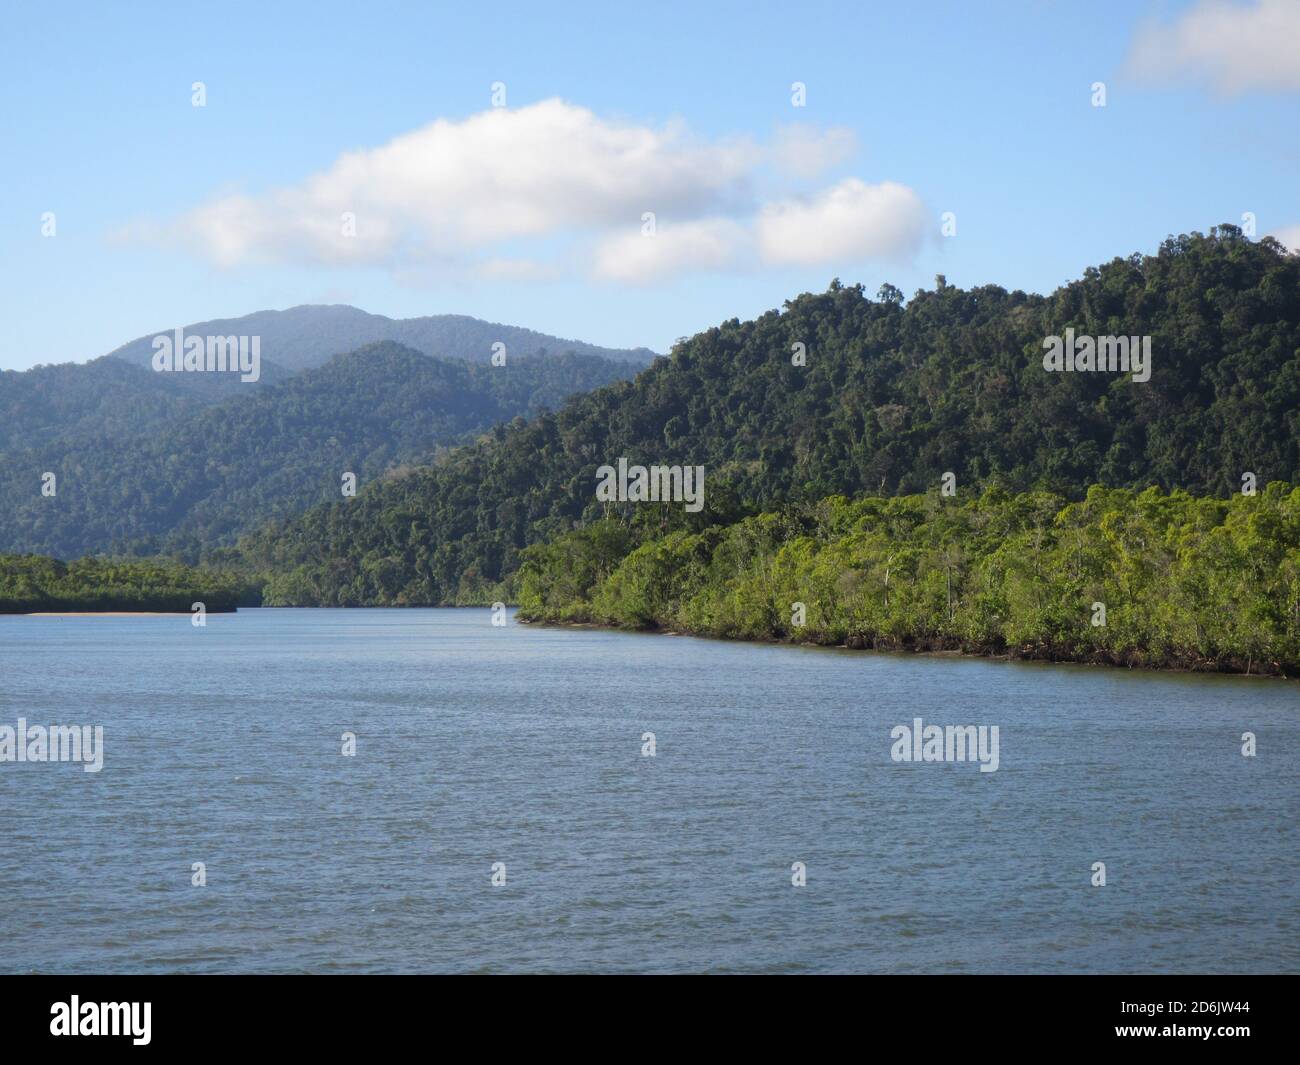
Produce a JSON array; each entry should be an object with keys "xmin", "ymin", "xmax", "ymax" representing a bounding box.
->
[
  {"xmin": 105, "ymin": 304, "xmax": 659, "ymax": 373},
  {"xmin": 0, "ymin": 341, "xmax": 640, "ymax": 559},
  {"xmin": 3, "ymin": 306, "xmax": 660, "ymax": 453}
]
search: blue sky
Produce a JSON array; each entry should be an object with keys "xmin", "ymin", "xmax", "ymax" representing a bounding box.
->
[{"xmin": 3, "ymin": 0, "xmax": 1298, "ymax": 371}]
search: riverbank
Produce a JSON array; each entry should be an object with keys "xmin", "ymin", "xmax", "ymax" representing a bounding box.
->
[
  {"xmin": 517, "ymin": 614, "xmax": 1298, "ymax": 678},
  {"xmin": 15, "ymin": 610, "xmax": 234, "ymax": 617}
]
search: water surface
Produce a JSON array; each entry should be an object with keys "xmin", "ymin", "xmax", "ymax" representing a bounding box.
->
[{"xmin": 1, "ymin": 608, "xmax": 1295, "ymax": 973}]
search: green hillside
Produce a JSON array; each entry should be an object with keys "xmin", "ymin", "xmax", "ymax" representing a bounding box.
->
[
  {"xmin": 0, "ymin": 343, "xmax": 637, "ymax": 559},
  {"xmin": 242, "ymin": 227, "xmax": 1300, "ymax": 608}
]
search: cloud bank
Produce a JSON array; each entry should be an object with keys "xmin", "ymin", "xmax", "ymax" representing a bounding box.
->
[
  {"xmin": 117, "ymin": 99, "xmax": 924, "ymax": 283},
  {"xmin": 1126, "ymin": 0, "xmax": 1300, "ymax": 94}
]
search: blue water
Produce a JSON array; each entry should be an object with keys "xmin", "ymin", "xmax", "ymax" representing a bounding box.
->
[{"xmin": 0, "ymin": 608, "xmax": 1295, "ymax": 973}]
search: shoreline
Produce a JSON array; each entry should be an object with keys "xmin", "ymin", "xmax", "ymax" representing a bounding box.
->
[
  {"xmin": 21, "ymin": 611, "xmax": 191, "ymax": 617},
  {"xmin": 516, "ymin": 615, "xmax": 1297, "ymax": 680},
  {"xmin": 12, "ymin": 603, "xmax": 1289, "ymax": 678},
  {"xmin": 9, "ymin": 609, "xmax": 237, "ymax": 617}
]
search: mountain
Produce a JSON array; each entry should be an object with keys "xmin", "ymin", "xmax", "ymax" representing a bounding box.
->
[
  {"xmin": 0, "ymin": 343, "xmax": 639, "ymax": 559},
  {"xmin": 0, "ymin": 358, "xmax": 213, "ymax": 452},
  {"xmin": 105, "ymin": 304, "xmax": 659, "ymax": 374},
  {"xmin": 3, "ymin": 306, "xmax": 655, "ymax": 449},
  {"xmin": 237, "ymin": 226, "xmax": 1300, "ymax": 607}
]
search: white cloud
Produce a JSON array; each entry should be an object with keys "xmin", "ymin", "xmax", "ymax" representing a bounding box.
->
[
  {"xmin": 593, "ymin": 178, "xmax": 928, "ymax": 284},
  {"xmin": 1267, "ymin": 224, "xmax": 1300, "ymax": 251},
  {"xmin": 770, "ymin": 123, "xmax": 858, "ymax": 179},
  {"xmin": 592, "ymin": 219, "xmax": 751, "ymax": 283},
  {"xmin": 757, "ymin": 180, "xmax": 926, "ymax": 267},
  {"xmin": 120, "ymin": 99, "xmax": 923, "ymax": 283},
  {"xmin": 1126, "ymin": 0, "xmax": 1300, "ymax": 93},
  {"xmin": 125, "ymin": 99, "xmax": 758, "ymax": 268}
]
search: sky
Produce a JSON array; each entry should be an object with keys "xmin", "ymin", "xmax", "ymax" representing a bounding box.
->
[{"xmin": 3, "ymin": 0, "xmax": 1299, "ymax": 371}]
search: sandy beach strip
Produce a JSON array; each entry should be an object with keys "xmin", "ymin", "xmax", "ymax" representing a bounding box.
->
[{"xmin": 18, "ymin": 611, "xmax": 194, "ymax": 617}]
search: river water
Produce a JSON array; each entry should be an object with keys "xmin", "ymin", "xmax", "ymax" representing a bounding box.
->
[{"xmin": 1, "ymin": 607, "xmax": 1295, "ymax": 973}]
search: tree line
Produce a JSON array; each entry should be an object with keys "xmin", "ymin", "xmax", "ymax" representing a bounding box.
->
[
  {"xmin": 0, "ymin": 554, "xmax": 253, "ymax": 613},
  {"xmin": 517, "ymin": 483, "xmax": 1300, "ymax": 676}
]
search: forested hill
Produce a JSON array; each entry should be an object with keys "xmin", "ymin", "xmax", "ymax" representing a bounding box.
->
[
  {"xmin": 241, "ymin": 227, "xmax": 1300, "ymax": 607},
  {"xmin": 3, "ymin": 306, "xmax": 656, "ymax": 449},
  {"xmin": 0, "ymin": 343, "xmax": 637, "ymax": 560},
  {"xmin": 106, "ymin": 304, "xmax": 659, "ymax": 373},
  {"xmin": 0, "ymin": 357, "xmax": 217, "ymax": 451}
]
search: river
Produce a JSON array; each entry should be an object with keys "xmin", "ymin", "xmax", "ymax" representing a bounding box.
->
[{"xmin": 1, "ymin": 608, "xmax": 1294, "ymax": 973}]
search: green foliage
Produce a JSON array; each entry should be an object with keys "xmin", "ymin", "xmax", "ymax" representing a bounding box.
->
[
  {"xmin": 0, "ymin": 357, "xmax": 211, "ymax": 451},
  {"xmin": 0, "ymin": 343, "xmax": 636, "ymax": 559},
  {"xmin": 517, "ymin": 483, "xmax": 1300, "ymax": 676},
  {"xmin": 243, "ymin": 228, "xmax": 1300, "ymax": 607},
  {"xmin": 0, "ymin": 554, "xmax": 251, "ymax": 613}
]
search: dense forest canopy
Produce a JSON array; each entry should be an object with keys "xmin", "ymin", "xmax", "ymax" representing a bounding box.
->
[
  {"xmin": 242, "ymin": 227, "xmax": 1300, "ymax": 608},
  {"xmin": 0, "ymin": 554, "xmax": 250, "ymax": 614},
  {"xmin": 516, "ymin": 482, "xmax": 1300, "ymax": 676},
  {"xmin": 0, "ymin": 357, "xmax": 215, "ymax": 451},
  {"xmin": 0, "ymin": 343, "xmax": 638, "ymax": 559}
]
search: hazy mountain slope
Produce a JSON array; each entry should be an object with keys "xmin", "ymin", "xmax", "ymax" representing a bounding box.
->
[
  {"xmin": 238, "ymin": 227, "xmax": 1300, "ymax": 607},
  {"xmin": 0, "ymin": 358, "xmax": 212, "ymax": 451},
  {"xmin": 4, "ymin": 306, "xmax": 652, "ymax": 446},
  {"xmin": 106, "ymin": 304, "xmax": 659, "ymax": 373},
  {"xmin": 0, "ymin": 343, "xmax": 638, "ymax": 559}
]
